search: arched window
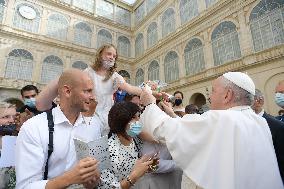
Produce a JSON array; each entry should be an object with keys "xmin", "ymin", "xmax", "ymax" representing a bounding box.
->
[
  {"xmin": 47, "ymin": 13, "xmax": 68, "ymax": 40},
  {"xmin": 162, "ymin": 8, "xmax": 175, "ymax": 37},
  {"xmin": 250, "ymin": 0, "xmax": 284, "ymax": 52},
  {"xmin": 135, "ymin": 68, "xmax": 144, "ymax": 86},
  {"xmin": 0, "ymin": 0, "xmax": 6, "ymax": 23},
  {"xmin": 180, "ymin": 0, "xmax": 198, "ymax": 24},
  {"xmin": 118, "ymin": 70, "xmax": 130, "ymax": 83},
  {"xmin": 72, "ymin": 61, "xmax": 88, "ymax": 70},
  {"xmin": 135, "ymin": 2, "xmax": 145, "ymax": 25},
  {"xmin": 146, "ymin": 0, "xmax": 159, "ymax": 13},
  {"xmin": 148, "ymin": 60, "xmax": 159, "ymax": 81},
  {"xmin": 13, "ymin": 3, "xmax": 40, "ymax": 33},
  {"xmin": 184, "ymin": 38, "xmax": 205, "ymax": 75},
  {"xmin": 74, "ymin": 22, "xmax": 92, "ymax": 47},
  {"xmin": 205, "ymin": 0, "xmax": 217, "ymax": 8},
  {"xmin": 97, "ymin": 29, "xmax": 112, "ymax": 48},
  {"xmin": 147, "ymin": 22, "xmax": 158, "ymax": 48},
  {"xmin": 164, "ymin": 51, "xmax": 179, "ymax": 83},
  {"xmin": 117, "ymin": 36, "xmax": 131, "ymax": 57},
  {"xmin": 73, "ymin": 0, "xmax": 94, "ymax": 12},
  {"xmin": 212, "ymin": 21, "xmax": 241, "ymax": 66},
  {"xmin": 116, "ymin": 6, "xmax": 131, "ymax": 27},
  {"xmin": 135, "ymin": 33, "xmax": 144, "ymax": 57},
  {"xmin": 41, "ymin": 55, "xmax": 63, "ymax": 83},
  {"xmin": 5, "ymin": 49, "xmax": 33, "ymax": 80}
]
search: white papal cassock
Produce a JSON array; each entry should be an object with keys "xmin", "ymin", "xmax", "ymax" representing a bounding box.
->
[{"xmin": 140, "ymin": 104, "xmax": 283, "ymax": 189}]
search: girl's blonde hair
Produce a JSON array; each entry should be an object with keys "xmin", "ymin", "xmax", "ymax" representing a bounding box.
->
[{"xmin": 91, "ymin": 44, "xmax": 118, "ymax": 81}]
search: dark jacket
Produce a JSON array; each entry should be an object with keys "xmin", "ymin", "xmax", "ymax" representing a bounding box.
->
[
  {"xmin": 263, "ymin": 112, "xmax": 284, "ymax": 182},
  {"xmin": 276, "ymin": 114, "xmax": 284, "ymax": 122}
]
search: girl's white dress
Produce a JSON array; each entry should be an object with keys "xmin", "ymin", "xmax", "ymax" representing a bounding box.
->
[{"xmin": 85, "ymin": 68, "xmax": 125, "ymax": 136}]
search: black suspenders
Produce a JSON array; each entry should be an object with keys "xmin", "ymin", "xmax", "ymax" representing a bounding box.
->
[{"xmin": 44, "ymin": 110, "xmax": 54, "ymax": 180}]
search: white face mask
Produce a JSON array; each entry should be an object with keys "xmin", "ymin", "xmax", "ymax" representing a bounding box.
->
[
  {"xmin": 275, "ymin": 93, "xmax": 284, "ymax": 108},
  {"xmin": 101, "ymin": 60, "xmax": 115, "ymax": 70}
]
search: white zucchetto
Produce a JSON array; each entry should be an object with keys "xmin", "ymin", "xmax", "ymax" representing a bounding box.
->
[{"xmin": 223, "ymin": 72, "xmax": 255, "ymax": 95}]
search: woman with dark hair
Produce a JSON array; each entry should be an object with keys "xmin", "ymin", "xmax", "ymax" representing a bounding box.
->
[{"xmin": 99, "ymin": 101, "xmax": 153, "ymax": 189}]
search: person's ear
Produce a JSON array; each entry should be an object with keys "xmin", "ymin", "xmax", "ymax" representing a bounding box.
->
[
  {"xmin": 62, "ymin": 85, "xmax": 72, "ymax": 97},
  {"xmin": 224, "ymin": 88, "xmax": 233, "ymax": 104}
]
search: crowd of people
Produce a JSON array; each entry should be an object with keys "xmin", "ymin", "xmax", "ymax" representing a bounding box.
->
[{"xmin": 0, "ymin": 44, "xmax": 283, "ymax": 189}]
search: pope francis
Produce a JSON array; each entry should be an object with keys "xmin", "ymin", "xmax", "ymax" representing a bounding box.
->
[{"xmin": 139, "ymin": 72, "xmax": 283, "ymax": 189}]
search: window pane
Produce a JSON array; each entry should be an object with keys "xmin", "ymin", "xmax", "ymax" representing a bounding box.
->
[
  {"xmin": 72, "ymin": 61, "xmax": 88, "ymax": 70},
  {"xmin": 148, "ymin": 60, "xmax": 159, "ymax": 81},
  {"xmin": 96, "ymin": 0, "xmax": 114, "ymax": 20},
  {"xmin": 41, "ymin": 55, "xmax": 63, "ymax": 83},
  {"xmin": 13, "ymin": 4, "xmax": 40, "ymax": 33},
  {"xmin": 211, "ymin": 21, "xmax": 241, "ymax": 66},
  {"xmin": 5, "ymin": 49, "xmax": 33, "ymax": 80},
  {"xmin": 147, "ymin": 22, "xmax": 158, "ymax": 48},
  {"xmin": 135, "ymin": 33, "xmax": 144, "ymax": 57},
  {"xmin": 135, "ymin": 68, "xmax": 144, "ymax": 86},
  {"xmin": 116, "ymin": 6, "xmax": 131, "ymax": 27},
  {"xmin": 184, "ymin": 38, "xmax": 205, "ymax": 75},
  {"xmin": 162, "ymin": 8, "xmax": 175, "ymax": 37},
  {"xmin": 250, "ymin": 0, "xmax": 284, "ymax": 52},
  {"xmin": 47, "ymin": 13, "xmax": 68, "ymax": 40},
  {"xmin": 73, "ymin": 0, "xmax": 94, "ymax": 12},
  {"xmin": 74, "ymin": 22, "xmax": 92, "ymax": 47},
  {"xmin": 97, "ymin": 29, "xmax": 112, "ymax": 48},
  {"xmin": 164, "ymin": 51, "xmax": 179, "ymax": 82},
  {"xmin": 146, "ymin": 0, "xmax": 159, "ymax": 13},
  {"xmin": 135, "ymin": 2, "xmax": 145, "ymax": 25},
  {"xmin": 180, "ymin": 0, "xmax": 198, "ymax": 24},
  {"xmin": 118, "ymin": 36, "xmax": 131, "ymax": 57},
  {"xmin": 0, "ymin": 0, "xmax": 5, "ymax": 23}
]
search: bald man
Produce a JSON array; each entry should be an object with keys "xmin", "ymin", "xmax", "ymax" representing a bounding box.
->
[{"xmin": 16, "ymin": 69, "xmax": 100, "ymax": 189}]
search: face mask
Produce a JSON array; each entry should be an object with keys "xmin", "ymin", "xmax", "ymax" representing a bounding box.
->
[
  {"xmin": 175, "ymin": 99, "xmax": 183, "ymax": 106},
  {"xmin": 24, "ymin": 98, "xmax": 36, "ymax": 108},
  {"xmin": 101, "ymin": 60, "xmax": 115, "ymax": 70},
  {"xmin": 275, "ymin": 93, "xmax": 284, "ymax": 108},
  {"xmin": 126, "ymin": 121, "xmax": 143, "ymax": 137},
  {"xmin": 0, "ymin": 124, "xmax": 16, "ymax": 135}
]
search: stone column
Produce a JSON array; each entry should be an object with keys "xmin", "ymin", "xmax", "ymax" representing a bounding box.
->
[
  {"xmin": 175, "ymin": 1, "xmax": 181, "ymax": 29},
  {"xmin": 39, "ymin": 9, "xmax": 49, "ymax": 35},
  {"xmin": 202, "ymin": 30, "xmax": 214, "ymax": 69},
  {"xmin": 67, "ymin": 17, "xmax": 75, "ymax": 42},
  {"xmin": 178, "ymin": 44, "xmax": 185, "ymax": 78},
  {"xmin": 238, "ymin": 8, "xmax": 253, "ymax": 57},
  {"xmin": 33, "ymin": 50, "xmax": 43, "ymax": 82},
  {"xmin": 3, "ymin": 0, "xmax": 16, "ymax": 26}
]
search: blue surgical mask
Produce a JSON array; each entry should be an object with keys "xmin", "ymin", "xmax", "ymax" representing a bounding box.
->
[
  {"xmin": 126, "ymin": 121, "xmax": 143, "ymax": 137},
  {"xmin": 24, "ymin": 98, "xmax": 36, "ymax": 108},
  {"xmin": 275, "ymin": 93, "xmax": 284, "ymax": 108}
]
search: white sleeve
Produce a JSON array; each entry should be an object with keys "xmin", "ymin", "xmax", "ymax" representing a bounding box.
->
[
  {"xmin": 15, "ymin": 122, "xmax": 48, "ymax": 189},
  {"xmin": 113, "ymin": 72, "xmax": 126, "ymax": 91}
]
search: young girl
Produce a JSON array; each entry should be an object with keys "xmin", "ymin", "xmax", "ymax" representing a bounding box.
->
[{"xmin": 36, "ymin": 44, "xmax": 159, "ymax": 136}]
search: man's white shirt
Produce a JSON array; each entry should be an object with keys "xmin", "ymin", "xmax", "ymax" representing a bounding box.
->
[{"xmin": 15, "ymin": 106, "xmax": 101, "ymax": 189}]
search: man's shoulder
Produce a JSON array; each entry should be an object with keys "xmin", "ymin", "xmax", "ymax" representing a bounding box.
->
[
  {"xmin": 263, "ymin": 112, "xmax": 284, "ymax": 129},
  {"xmin": 21, "ymin": 111, "xmax": 48, "ymax": 131}
]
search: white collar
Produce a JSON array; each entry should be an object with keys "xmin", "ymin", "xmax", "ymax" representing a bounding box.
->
[
  {"xmin": 258, "ymin": 109, "xmax": 264, "ymax": 117},
  {"xmin": 54, "ymin": 106, "xmax": 84, "ymax": 126},
  {"xmin": 228, "ymin": 106, "xmax": 252, "ymax": 111}
]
